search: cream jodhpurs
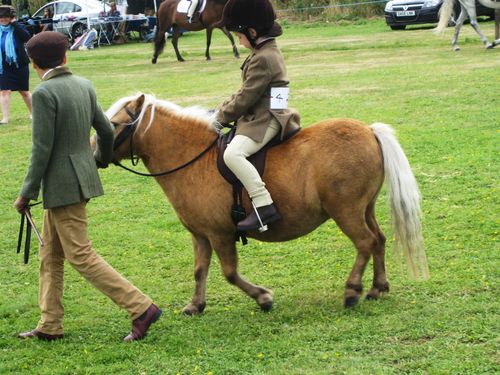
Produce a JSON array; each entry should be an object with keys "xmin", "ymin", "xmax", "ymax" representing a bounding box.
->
[
  {"xmin": 36, "ymin": 202, "xmax": 152, "ymax": 335},
  {"xmin": 224, "ymin": 118, "xmax": 281, "ymax": 207}
]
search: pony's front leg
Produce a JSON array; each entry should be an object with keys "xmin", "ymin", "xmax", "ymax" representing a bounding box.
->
[
  {"xmin": 183, "ymin": 234, "xmax": 213, "ymax": 315},
  {"xmin": 211, "ymin": 237, "xmax": 273, "ymax": 311},
  {"xmin": 171, "ymin": 27, "xmax": 185, "ymax": 62},
  {"xmin": 452, "ymin": 11, "xmax": 467, "ymax": 51},
  {"xmin": 152, "ymin": 26, "xmax": 168, "ymax": 64}
]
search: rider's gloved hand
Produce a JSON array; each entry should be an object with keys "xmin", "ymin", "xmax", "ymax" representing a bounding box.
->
[{"xmin": 211, "ymin": 120, "xmax": 224, "ymax": 132}]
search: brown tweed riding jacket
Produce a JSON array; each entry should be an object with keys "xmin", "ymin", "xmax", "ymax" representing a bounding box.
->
[{"xmin": 215, "ymin": 38, "xmax": 300, "ymax": 142}]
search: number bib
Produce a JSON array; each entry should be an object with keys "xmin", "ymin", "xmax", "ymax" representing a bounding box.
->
[{"xmin": 270, "ymin": 87, "xmax": 289, "ymax": 110}]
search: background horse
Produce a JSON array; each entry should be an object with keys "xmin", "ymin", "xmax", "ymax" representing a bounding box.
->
[
  {"xmin": 104, "ymin": 93, "xmax": 429, "ymax": 314},
  {"xmin": 435, "ymin": 0, "xmax": 500, "ymax": 50},
  {"xmin": 152, "ymin": 0, "xmax": 239, "ymax": 62}
]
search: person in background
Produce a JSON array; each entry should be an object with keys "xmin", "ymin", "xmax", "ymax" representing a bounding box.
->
[
  {"xmin": 14, "ymin": 31, "xmax": 162, "ymax": 342},
  {"xmin": 213, "ymin": 0, "xmax": 301, "ymax": 232},
  {"xmin": 0, "ymin": 5, "xmax": 31, "ymax": 124},
  {"xmin": 100, "ymin": 2, "xmax": 120, "ymax": 17},
  {"xmin": 40, "ymin": 7, "xmax": 53, "ymax": 32}
]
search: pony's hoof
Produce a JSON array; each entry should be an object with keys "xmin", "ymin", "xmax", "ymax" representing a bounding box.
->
[
  {"xmin": 152, "ymin": 57, "xmax": 157, "ymax": 64},
  {"xmin": 365, "ymin": 289, "xmax": 380, "ymax": 300},
  {"xmin": 259, "ymin": 300, "xmax": 273, "ymax": 312},
  {"xmin": 257, "ymin": 292, "xmax": 273, "ymax": 311},
  {"xmin": 366, "ymin": 282, "xmax": 389, "ymax": 300},
  {"xmin": 486, "ymin": 43, "xmax": 494, "ymax": 49},
  {"xmin": 182, "ymin": 302, "xmax": 205, "ymax": 316},
  {"xmin": 453, "ymin": 46, "xmax": 460, "ymax": 52},
  {"xmin": 344, "ymin": 295, "xmax": 360, "ymax": 308}
]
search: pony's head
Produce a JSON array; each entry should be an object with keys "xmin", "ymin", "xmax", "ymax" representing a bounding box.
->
[
  {"xmin": 105, "ymin": 93, "xmax": 152, "ymax": 161},
  {"xmin": 105, "ymin": 92, "xmax": 217, "ymax": 162}
]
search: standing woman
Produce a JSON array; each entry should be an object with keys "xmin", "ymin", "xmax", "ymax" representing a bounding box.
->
[{"xmin": 0, "ymin": 5, "xmax": 32, "ymax": 125}]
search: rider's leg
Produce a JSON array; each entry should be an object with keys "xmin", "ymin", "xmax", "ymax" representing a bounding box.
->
[
  {"xmin": 187, "ymin": 0, "xmax": 198, "ymax": 23},
  {"xmin": 224, "ymin": 119, "xmax": 281, "ymax": 231}
]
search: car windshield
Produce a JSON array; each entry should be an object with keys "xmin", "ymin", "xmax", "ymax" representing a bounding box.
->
[{"xmin": 33, "ymin": 6, "xmax": 49, "ymax": 17}]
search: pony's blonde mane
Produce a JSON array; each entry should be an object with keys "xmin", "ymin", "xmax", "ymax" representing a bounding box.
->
[{"xmin": 106, "ymin": 93, "xmax": 217, "ymax": 134}]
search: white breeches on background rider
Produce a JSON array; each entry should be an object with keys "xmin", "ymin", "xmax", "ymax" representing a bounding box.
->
[{"xmin": 187, "ymin": 0, "xmax": 199, "ymax": 17}]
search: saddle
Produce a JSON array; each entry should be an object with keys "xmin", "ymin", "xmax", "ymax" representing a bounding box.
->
[{"xmin": 216, "ymin": 124, "xmax": 300, "ymax": 244}]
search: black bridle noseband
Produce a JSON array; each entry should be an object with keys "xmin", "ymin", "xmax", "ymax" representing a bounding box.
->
[{"xmin": 111, "ymin": 105, "xmax": 218, "ymax": 177}]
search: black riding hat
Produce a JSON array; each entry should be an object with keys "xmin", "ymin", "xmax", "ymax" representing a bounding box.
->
[{"xmin": 216, "ymin": 0, "xmax": 282, "ymax": 38}]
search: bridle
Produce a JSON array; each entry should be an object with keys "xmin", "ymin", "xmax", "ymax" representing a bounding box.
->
[
  {"xmin": 112, "ymin": 106, "xmax": 141, "ymax": 166},
  {"xmin": 111, "ymin": 104, "xmax": 218, "ymax": 177}
]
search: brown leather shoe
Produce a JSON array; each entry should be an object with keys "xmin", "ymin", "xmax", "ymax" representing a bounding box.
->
[
  {"xmin": 123, "ymin": 304, "xmax": 162, "ymax": 342},
  {"xmin": 237, "ymin": 203, "xmax": 281, "ymax": 232},
  {"xmin": 18, "ymin": 329, "xmax": 63, "ymax": 341}
]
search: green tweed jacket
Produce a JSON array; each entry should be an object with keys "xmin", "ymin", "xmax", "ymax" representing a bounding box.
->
[{"xmin": 20, "ymin": 66, "xmax": 114, "ymax": 209}]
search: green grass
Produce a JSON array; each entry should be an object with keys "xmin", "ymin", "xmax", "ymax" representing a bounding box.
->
[{"xmin": 0, "ymin": 19, "xmax": 498, "ymax": 374}]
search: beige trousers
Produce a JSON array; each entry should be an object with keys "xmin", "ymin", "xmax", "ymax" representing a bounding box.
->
[
  {"xmin": 224, "ymin": 118, "xmax": 281, "ymax": 207},
  {"xmin": 36, "ymin": 202, "xmax": 152, "ymax": 335}
]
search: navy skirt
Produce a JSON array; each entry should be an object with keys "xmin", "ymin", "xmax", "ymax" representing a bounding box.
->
[{"xmin": 0, "ymin": 62, "xmax": 29, "ymax": 91}]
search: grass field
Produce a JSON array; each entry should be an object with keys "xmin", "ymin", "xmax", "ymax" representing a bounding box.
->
[{"xmin": 0, "ymin": 18, "xmax": 498, "ymax": 374}]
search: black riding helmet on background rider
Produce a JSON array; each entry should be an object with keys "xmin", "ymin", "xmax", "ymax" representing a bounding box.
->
[{"xmin": 216, "ymin": 0, "xmax": 282, "ymax": 47}]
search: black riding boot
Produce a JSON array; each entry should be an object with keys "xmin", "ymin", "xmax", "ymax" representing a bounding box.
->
[{"xmin": 237, "ymin": 203, "xmax": 281, "ymax": 232}]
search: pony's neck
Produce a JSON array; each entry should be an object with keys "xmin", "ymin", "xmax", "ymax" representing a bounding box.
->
[{"xmin": 136, "ymin": 104, "xmax": 217, "ymax": 172}]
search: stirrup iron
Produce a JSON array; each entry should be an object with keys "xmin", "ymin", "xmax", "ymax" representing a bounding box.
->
[{"xmin": 252, "ymin": 202, "xmax": 268, "ymax": 233}]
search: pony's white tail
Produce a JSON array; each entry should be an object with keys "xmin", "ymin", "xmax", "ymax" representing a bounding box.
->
[
  {"xmin": 434, "ymin": 0, "xmax": 455, "ymax": 33},
  {"xmin": 371, "ymin": 123, "xmax": 429, "ymax": 280}
]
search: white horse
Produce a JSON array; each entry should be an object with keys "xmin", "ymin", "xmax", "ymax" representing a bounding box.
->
[{"xmin": 435, "ymin": 0, "xmax": 500, "ymax": 50}]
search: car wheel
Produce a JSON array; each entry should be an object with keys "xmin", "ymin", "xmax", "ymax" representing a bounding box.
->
[
  {"xmin": 390, "ymin": 25, "xmax": 406, "ymax": 30},
  {"xmin": 72, "ymin": 22, "xmax": 87, "ymax": 39}
]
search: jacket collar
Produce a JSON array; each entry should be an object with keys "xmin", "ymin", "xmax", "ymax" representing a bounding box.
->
[
  {"xmin": 255, "ymin": 38, "xmax": 275, "ymax": 50},
  {"xmin": 42, "ymin": 66, "xmax": 72, "ymax": 81}
]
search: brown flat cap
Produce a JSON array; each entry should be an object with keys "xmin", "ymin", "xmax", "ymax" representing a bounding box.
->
[
  {"xmin": 26, "ymin": 31, "xmax": 68, "ymax": 68},
  {"xmin": 0, "ymin": 5, "xmax": 16, "ymax": 17}
]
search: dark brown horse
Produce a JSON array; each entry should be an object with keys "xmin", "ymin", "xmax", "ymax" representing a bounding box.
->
[
  {"xmin": 102, "ymin": 93, "xmax": 429, "ymax": 314},
  {"xmin": 152, "ymin": 0, "xmax": 239, "ymax": 62}
]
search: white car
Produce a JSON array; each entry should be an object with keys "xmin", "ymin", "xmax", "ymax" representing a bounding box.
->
[{"xmin": 32, "ymin": 0, "xmax": 109, "ymax": 39}]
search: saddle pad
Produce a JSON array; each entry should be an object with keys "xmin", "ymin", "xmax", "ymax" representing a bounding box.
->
[{"xmin": 177, "ymin": 0, "xmax": 207, "ymax": 14}]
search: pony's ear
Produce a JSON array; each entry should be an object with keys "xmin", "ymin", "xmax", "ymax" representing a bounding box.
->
[{"xmin": 136, "ymin": 94, "xmax": 145, "ymax": 111}]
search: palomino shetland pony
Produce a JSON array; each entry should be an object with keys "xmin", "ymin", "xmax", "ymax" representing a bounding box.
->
[
  {"xmin": 104, "ymin": 93, "xmax": 429, "ymax": 314},
  {"xmin": 435, "ymin": 0, "xmax": 500, "ymax": 50},
  {"xmin": 152, "ymin": 0, "xmax": 239, "ymax": 62}
]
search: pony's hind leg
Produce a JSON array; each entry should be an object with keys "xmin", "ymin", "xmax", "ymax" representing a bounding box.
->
[
  {"xmin": 468, "ymin": 12, "xmax": 493, "ymax": 48},
  {"xmin": 364, "ymin": 202, "xmax": 389, "ymax": 301},
  {"xmin": 221, "ymin": 26, "xmax": 240, "ymax": 58},
  {"xmin": 211, "ymin": 237, "xmax": 273, "ymax": 311},
  {"xmin": 331, "ymin": 208, "xmax": 379, "ymax": 308},
  {"xmin": 204, "ymin": 27, "xmax": 213, "ymax": 60},
  {"xmin": 183, "ymin": 234, "xmax": 213, "ymax": 315}
]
